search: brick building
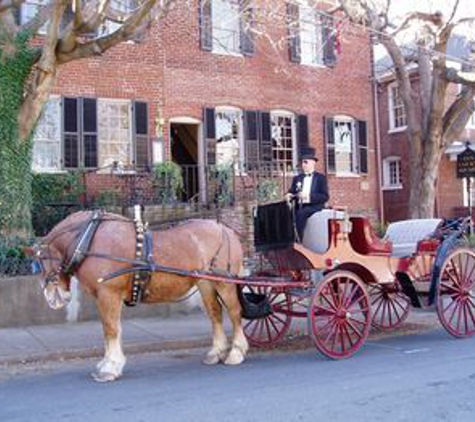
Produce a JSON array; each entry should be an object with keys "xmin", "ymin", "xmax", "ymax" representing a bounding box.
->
[
  {"xmin": 377, "ymin": 38, "xmax": 475, "ymax": 222},
  {"xmin": 27, "ymin": 0, "xmax": 381, "ymax": 218}
]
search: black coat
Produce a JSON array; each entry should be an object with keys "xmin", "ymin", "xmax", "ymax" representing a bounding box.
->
[{"xmin": 288, "ymin": 171, "xmax": 329, "ymax": 210}]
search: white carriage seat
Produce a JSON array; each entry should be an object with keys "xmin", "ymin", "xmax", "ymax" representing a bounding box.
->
[
  {"xmin": 302, "ymin": 209, "xmax": 346, "ymax": 254},
  {"xmin": 384, "ymin": 218, "xmax": 443, "ymax": 258}
]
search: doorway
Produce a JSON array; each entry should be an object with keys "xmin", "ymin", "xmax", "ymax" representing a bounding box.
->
[{"xmin": 170, "ymin": 123, "xmax": 199, "ymax": 202}]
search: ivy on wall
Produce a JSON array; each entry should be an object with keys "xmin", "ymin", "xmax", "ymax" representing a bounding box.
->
[{"xmin": 0, "ymin": 30, "xmax": 37, "ymax": 240}]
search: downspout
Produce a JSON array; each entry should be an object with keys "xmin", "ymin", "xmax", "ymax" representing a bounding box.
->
[{"xmin": 370, "ymin": 36, "xmax": 385, "ymax": 223}]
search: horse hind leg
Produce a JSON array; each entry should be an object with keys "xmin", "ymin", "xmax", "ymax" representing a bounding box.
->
[
  {"xmin": 216, "ymin": 283, "xmax": 248, "ymax": 366},
  {"xmin": 197, "ymin": 280, "xmax": 228, "ymax": 365},
  {"xmin": 92, "ymin": 290, "xmax": 126, "ymax": 382}
]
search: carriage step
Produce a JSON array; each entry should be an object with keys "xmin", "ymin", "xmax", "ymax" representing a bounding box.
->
[{"xmin": 398, "ymin": 277, "xmax": 423, "ymax": 308}]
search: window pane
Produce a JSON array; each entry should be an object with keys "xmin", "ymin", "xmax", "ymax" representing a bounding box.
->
[
  {"xmin": 333, "ymin": 119, "xmax": 355, "ymax": 174},
  {"xmin": 32, "ymin": 98, "xmax": 61, "ymax": 171},
  {"xmin": 299, "ymin": 5, "xmax": 323, "ymax": 65},
  {"xmin": 216, "ymin": 109, "xmax": 241, "ymax": 167},
  {"xmin": 212, "ymin": 0, "xmax": 241, "ymax": 54},
  {"xmin": 98, "ymin": 100, "xmax": 132, "ymax": 167},
  {"xmin": 271, "ymin": 113, "xmax": 294, "ymax": 171}
]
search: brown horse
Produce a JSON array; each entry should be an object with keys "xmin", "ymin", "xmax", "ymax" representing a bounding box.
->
[{"xmin": 32, "ymin": 210, "xmax": 248, "ymax": 382}]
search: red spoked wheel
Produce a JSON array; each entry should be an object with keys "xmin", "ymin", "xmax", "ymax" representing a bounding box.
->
[
  {"xmin": 308, "ymin": 271, "xmax": 371, "ymax": 359},
  {"xmin": 242, "ymin": 285, "xmax": 293, "ymax": 347},
  {"xmin": 436, "ymin": 247, "xmax": 475, "ymax": 338},
  {"xmin": 369, "ymin": 282, "xmax": 410, "ymax": 330}
]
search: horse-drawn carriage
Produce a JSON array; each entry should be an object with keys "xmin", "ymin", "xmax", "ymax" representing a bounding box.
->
[
  {"xmin": 32, "ymin": 202, "xmax": 475, "ymax": 381},
  {"xmin": 242, "ymin": 201, "xmax": 475, "ymax": 359}
]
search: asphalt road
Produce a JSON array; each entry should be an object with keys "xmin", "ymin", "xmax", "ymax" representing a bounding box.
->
[{"xmin": 1, "ymin": 329, "xmax": 475, "ymax": 422}]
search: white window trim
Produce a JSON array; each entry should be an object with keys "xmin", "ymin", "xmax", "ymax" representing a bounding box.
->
[
  {"xmin": 297, "ymin": 2, "xmax": 325, "ymax": 68},
  {"xmin": 333, "ymin": 115, "xmax": 359, "ymax": 177},
  {"xmin": 32, "ymin": 95, "xmax": 63, "ymax": 173},
  {"xmin": 215, "ymin": 105, "xmax": 244, "ymax": 168},
  {"xmin": 270, "ymin": 109, "xmax": 298, "ymax": 171},
  {"xmin": 382, "ymin": 156, "xmax": 403, "ymax": 190},
  {"xmin": 388, "ymin": 82, "xmax": 407, "ymax": 133},
  {"xmin": 211, "ymin": 0, "xmax": 243, "ymax": 57}
]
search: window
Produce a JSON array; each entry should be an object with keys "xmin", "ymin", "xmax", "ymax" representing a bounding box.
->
[
  {"xmin": 98, "ymin": 100, "xmax": 132, "ymax": 167},
  {"xmin": 215, "ymin": 108, "xmax": 242, "ymax": 167},
  {"xmin": 389, "ymin": 84, "xmax": 407, "ymax": 131},
  {"xmin": 271, "ymin": 111, "xmax": 296, "ymax": 170},
  {"xmin": 467, "ymin": 112, "xmax": 475, "ymax": 129},
  {"xmin": 200, "ymin": 0, "xmax": 254, "ymax": 56},
  {"xmin": 32, "ymin": 98, "xmax": 61, "ymax": 172},
  {"xmin": 98, "ymin": 0, "xmax": 137, "ymax": 36},
  {"xmin": 287, "ymin": 1, "xmax": 336, "ymax": 67},
  {"xmin": 299, "ymin": 3, "xmax": 324, "ymax": 66},
  {"xmin": 20, "ymin": 1, "xmax": 48, "ymax": 33},
  {"xmin": 32, "ymin": 97, "xmax": 147, "ymax": 172},
  {"xmin": 212, "ymin": 0, "xmax": 241, "ymax": 54},
  {"xmin": 325, "ymin": 116, "xmax": 368, "ymax": 176},
  {"xmin": 383, "ymin": 157, "xmax": 402, "ymax": 189}
]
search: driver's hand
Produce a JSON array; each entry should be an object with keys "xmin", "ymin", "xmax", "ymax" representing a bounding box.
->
[{"xmin": 285, "ymin": 193, "xmax": 293, "ymax": 202}]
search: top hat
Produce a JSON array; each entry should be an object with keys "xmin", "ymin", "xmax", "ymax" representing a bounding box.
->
[{"xmin": 300, "ymin": 147, "xmax": 318, "ymax": 162}]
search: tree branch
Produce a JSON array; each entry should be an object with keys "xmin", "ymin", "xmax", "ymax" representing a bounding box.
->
[
  {"xmin": 389, "ymin": 11, "xmax": 443, "ymax": 37},
  {"xmin": 56, "ymin": 0, "xmax": 172, "ymax": 64},
  {"xmin": 443, "ymin": 86, "xmax": 475, "ymax": 145},
  {"xmin": 0, "ymin": 0, "xmax": 23, "ymax": 14},
  {"xmin": 444, "ymin": 68, "xmax": 475, "ymax": 86}
]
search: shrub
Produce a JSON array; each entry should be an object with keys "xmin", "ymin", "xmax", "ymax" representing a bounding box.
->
[{"xmin": 153, "ymin": 162, "xmax": 184, "ymax": 205}]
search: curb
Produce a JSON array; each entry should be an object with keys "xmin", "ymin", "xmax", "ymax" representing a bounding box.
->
[{"xmin": 0, "ymin": 338, "xmax": 210, "ymax": 367}]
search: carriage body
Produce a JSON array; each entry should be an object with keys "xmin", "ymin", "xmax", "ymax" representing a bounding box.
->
[{"xmin": 244, "ymin": 201, "xmax": 474, "ymax": 358}]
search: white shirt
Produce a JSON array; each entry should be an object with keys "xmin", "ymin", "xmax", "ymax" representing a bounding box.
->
[{"xmin": 301, "ymin": 173, "xmax": 313, "ymax": 204}]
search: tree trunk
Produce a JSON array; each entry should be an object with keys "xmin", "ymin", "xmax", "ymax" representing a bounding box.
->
[{"xmin": 408, "ymin": 133, "xmax": 443, "ymax": 219}]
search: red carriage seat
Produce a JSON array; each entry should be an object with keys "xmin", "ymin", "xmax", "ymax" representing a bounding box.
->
[{"xmin": 348, "ymin": 217, "xmax": 393, "ymax": 255}]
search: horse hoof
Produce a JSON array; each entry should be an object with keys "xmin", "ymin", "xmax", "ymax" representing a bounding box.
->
[
  {"xmin": 203, "ymin": 353, "xmax": 220, "ymax": 365},
  {"xmin": 91, "ymin": 371, "xmax": 119, "ymax": 383},
  {"xmin": 224, "ymin": 348, "xmax": 245, "ymax": 366}
]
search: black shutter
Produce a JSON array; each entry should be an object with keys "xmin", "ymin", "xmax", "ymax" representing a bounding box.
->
[
  {"xmin": 325, "ymin": 116, "xmax": 336, "ymax": 174},
  {"xmin": 322, "ymin": 15, "xmax": 337, "ymax": 67},
  {"xmin": 63, "ymin": 97, "xmax": 79, "ymax": 169},
  {"xmin": 357, "ymin": 120, "xmax": 368, "ymax": 174},
  {"xmin": 134, "ymin": 102, "xmax": 149, "ymax": 169},
  {"xmin": 240, "ymin": 0, "xmax": 255, "ymax": 56},
  {"xmin": 13, "ymin": 5, "xmax": 21, "ymax": 25},
  {"xmin": 199, "ymin": 0, "xmax": 213, "ymax": 51},
  {"xmin": 244, "ymin": 110, "xmax": 259, "ymax": 170},
  {"xmin": 287, "ymin": 3, "xmax": 301, "ymax": 63},
  {"xmin": 259, "ymin": 111, "xmax": 272, "ymax": 163},
  {"xmin": 296, "ymin": 114, "xmax": 309, "ymax": 160},
  {"xmin": 82, "ymin": 98, "xmax": 97, "ymax": 168},
  {"xmin": 204, "ymin": 107, "xmax": 216, "ymax": 165}
]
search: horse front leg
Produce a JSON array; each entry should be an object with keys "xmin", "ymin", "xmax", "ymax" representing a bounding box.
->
[
  {"xmin": 197, "ymin": 281, "xmax": 228, "ymax": 365},
  {"xmin": 93, "ymin": 289, "xmax": 126, "ymax": 382},
  {"xmin": 216, "ymin": 284, "xmax": 248, "ymax": 365}
]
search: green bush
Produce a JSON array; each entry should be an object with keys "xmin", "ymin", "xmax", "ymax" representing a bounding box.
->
[
  {"xmin": 153, "ymin": 162, "xmax": 184, "ymax": 205},
  {"xmin": 0, "ymin": 236, "xmax": 32, "ymax": 276},
  {"xmin": 210, "ymin": 164, "xmax": 234, "ymax": 206}
]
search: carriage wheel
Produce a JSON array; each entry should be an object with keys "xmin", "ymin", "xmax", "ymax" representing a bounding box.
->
[
  {"xmin": 369, "ymin": 282, "xmax": 410, "ymax": 330},
  {"xmin": 242, "ymin": 285, "xmax": 293, "ymax": 347},
  {"xmin": 308, "ymin": 270, "xmax": 371, "ymax": 359},
  {"xmin": 436, "ymin": 248, "xmax": 475, "ymax": 338}
]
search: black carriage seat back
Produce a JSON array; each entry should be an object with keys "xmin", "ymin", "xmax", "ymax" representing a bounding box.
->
[
  {"xmin": 348, "ymin": 217, "xmax": 393, "ymax": 256},
  {"xmin": 384, "ymin": 218, "xmax": 444, "ymax": 258},
  {"xmin": 302, "ymin": 209, "xmax": 346, "ymax": 254},
  {"xmin": 254, "ymin": 201, "xmax": 295, "ymax": 252}
]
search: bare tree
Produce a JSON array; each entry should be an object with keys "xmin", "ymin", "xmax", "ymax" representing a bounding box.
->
[
  {"xmin": 335, "ymin": 0, "xmax": 475, "ymax": 218},
  {"xmin": 0, "ymin": 0, "xmax": 177, "ymax": 238}
]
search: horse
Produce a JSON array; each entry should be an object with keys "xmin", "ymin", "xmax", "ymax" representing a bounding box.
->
[{"xmin": 30, "ymin": 210, "xmax": 249, "ymax": 382}]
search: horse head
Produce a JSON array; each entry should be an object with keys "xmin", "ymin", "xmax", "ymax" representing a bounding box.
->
[{"xmin": 28, "ymin": 212, "xmax": 93, "ymax": 309}]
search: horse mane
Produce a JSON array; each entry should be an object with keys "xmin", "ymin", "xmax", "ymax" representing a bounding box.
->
[{"xmin": 41, "ymin": 210, "xmax": 131, "ymax": 245}]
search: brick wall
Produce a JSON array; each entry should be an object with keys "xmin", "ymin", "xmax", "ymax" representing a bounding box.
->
[{"xmin": 45, "ymin": 0, "xmax": 380, "ymax": 218}]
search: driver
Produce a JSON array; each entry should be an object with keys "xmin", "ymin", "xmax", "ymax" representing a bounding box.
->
[{"xmin": 285, "ymin": 152, "xmax": 329, "ymax": 241}]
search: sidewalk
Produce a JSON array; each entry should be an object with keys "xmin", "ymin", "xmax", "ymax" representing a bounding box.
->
[{"xmin": 0, "ymin": 309, "xmax": 440, "ymax": 367}]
